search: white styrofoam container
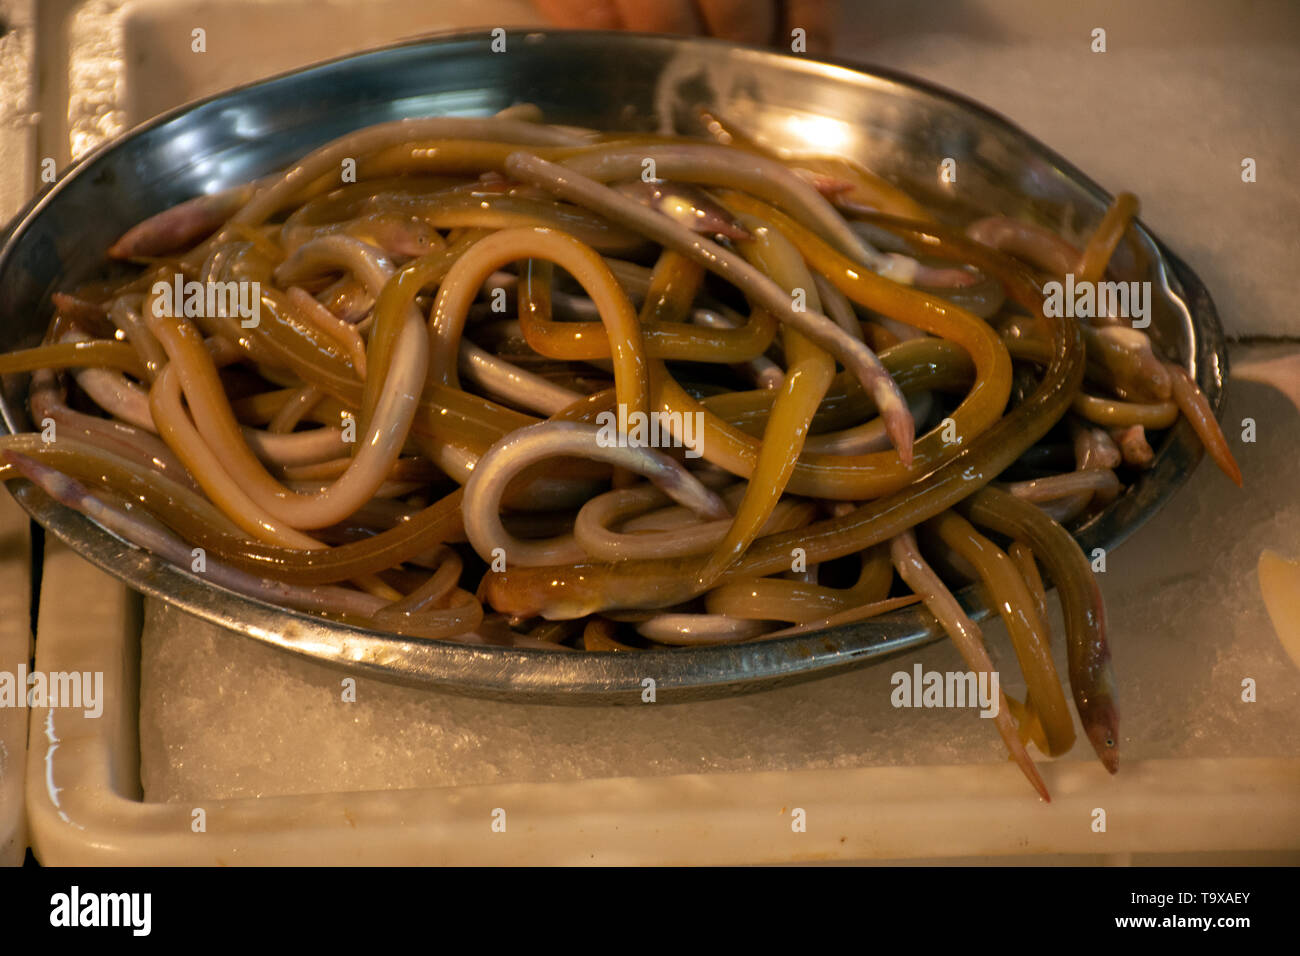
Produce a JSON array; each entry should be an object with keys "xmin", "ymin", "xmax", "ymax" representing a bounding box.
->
[
  {"xmin": 0, "ymin": 499, "xmax": 32, "ymax": 866},
  {"xmin": 24, "ymin": 538, "xmax": 1300, "ymax": 864}
]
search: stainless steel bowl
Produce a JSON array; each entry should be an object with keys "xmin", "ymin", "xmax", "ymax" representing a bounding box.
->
[{"xmin": 0, "ymin": 30, "xmax": 1226, "ymax": 702}]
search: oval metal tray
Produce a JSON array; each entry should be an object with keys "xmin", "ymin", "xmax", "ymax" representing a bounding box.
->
[{"xmin": 0, "ymin": 30, "xmax": 1226, "ymax": 703}]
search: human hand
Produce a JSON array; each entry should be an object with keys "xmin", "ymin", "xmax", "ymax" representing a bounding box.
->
[{"xmin": 529, "ymin": 1, "xmax": 835, "ymax": 53}]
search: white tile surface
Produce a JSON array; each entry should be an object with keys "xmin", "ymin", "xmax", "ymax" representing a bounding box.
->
[{"xmin": 839, "ymin": 4, "xmax": 1300, "ymax": 339}]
